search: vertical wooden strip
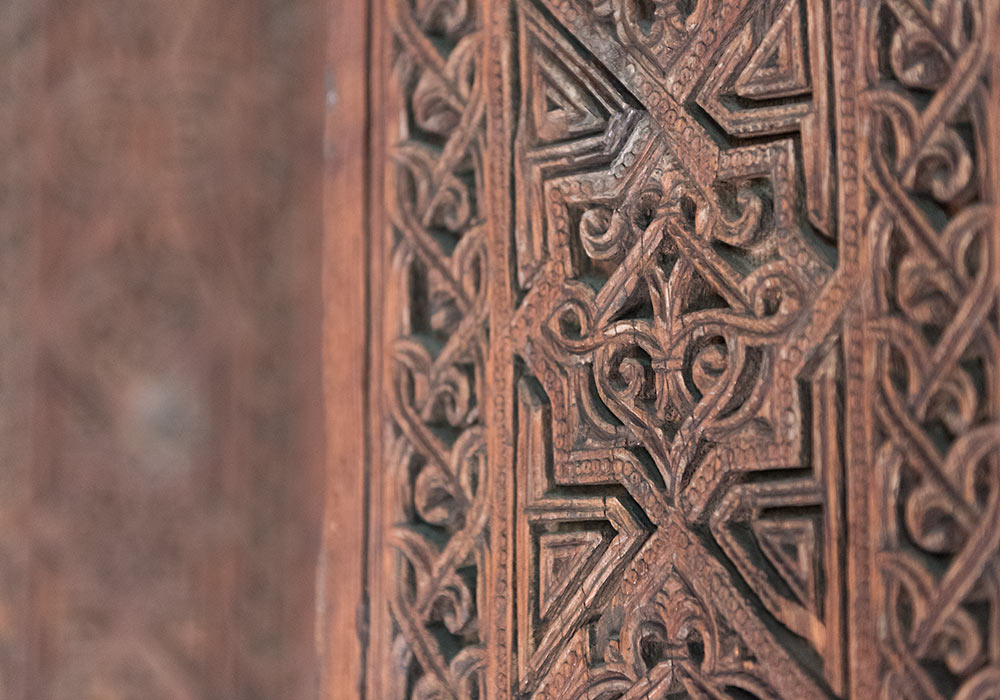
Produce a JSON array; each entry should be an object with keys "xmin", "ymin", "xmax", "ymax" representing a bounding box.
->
[
  {"xmin": 993, "ymin": 0, "xmax": 1000, "ymax": 430},
  {"xmin": 319, "ymin": 0, "xmax": 371, "ymax": 696},
  {"xmin": 831, "ymin": 0, "xmax": 879, "ymax": 694},
  {"xmin": 484, "ymin": 0, "xmax": 516, "ymax": 697}
]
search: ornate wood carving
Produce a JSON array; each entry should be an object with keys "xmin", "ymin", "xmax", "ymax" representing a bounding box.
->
[{"xmin": 362, "ymin": 0, "xmax": 1000, "ymax": 697}]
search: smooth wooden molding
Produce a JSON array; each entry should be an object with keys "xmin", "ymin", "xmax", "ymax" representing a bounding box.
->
[{"xmin": 318, "ymin": 0, "xmax": 369, "ymax": 696}]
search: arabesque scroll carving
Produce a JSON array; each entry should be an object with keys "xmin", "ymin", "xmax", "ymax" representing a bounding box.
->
[{"xmin": 363, "ymin": 0, "xmax": 1000, "ymax": 697}]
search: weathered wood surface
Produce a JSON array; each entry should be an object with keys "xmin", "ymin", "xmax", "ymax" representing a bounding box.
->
[{"xmin": 344, "ymin": 0, "xmax": 1000, "ymax": 697}]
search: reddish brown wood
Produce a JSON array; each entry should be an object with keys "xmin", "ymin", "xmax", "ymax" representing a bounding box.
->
[
  {"xmin": 335, "ymin": 0, "xmax": 1000, "ymax": 698},
  {"xmin": 2, "ymin": 2, "xmax": 326, "ymax": 697},
  {"xmin": 319, "ymin": 0, "xmax": 370, "ymax": 697}
]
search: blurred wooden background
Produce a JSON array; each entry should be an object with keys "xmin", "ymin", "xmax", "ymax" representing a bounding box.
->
[{"xmin": 0, "ymin": 0, "xmax": 327, "ymax": 697}]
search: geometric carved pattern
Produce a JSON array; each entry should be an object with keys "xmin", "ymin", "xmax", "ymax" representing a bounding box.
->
[
  {"xmin": 507, "ymin": 2, "xmax": 843, "ymax": 697},
  {"xmin": 861, "ymin": 0, "xmax": 1000, "ymax": 697},
  {"xmin": 734, "ymin": 0, "xmax": 810, "ymax": 98},
  {"xmin": 366, "ymin": 2, "xmax": 489, "ymax": 698},
  {"xmin": 364, "ymin": 0, "xmax": 1000, "ymax": 697}
]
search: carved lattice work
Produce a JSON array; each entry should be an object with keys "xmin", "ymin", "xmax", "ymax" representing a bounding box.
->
[
  {"xmin": 364, "ymin": 0, "xmax": 1000, "ymax": 698},
  {"xmin": 860, "ymin": 0, "xmax": 1000, "ymax": 697}
]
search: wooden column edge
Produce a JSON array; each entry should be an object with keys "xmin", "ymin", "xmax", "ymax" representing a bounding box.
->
[{"xmin": 318, "ymin": 0, "xmax": 370, "ymax": 697}]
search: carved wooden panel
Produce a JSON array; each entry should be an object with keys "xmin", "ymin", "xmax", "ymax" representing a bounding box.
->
[{"xmin": 360, "ymin": 0, "xmax": 1000, "ymax": 697}]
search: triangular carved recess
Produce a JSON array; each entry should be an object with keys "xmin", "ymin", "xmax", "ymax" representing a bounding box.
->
[
  {"xmin": 753, "ymin": 518, "xmax": 819, "ymax": 608},
  {"xmin": 516, "ymin": 1, "xmax": 642, "ymax": 288},
  {"xmin": 531, "ymin": 58, "xmax": 608, "ymax": 142},
  {"xmin": 521, "ymin": 7, "xmax": 631, "ymax": 145},
  {"xmin": 537, "ymin": 531, "xmax": 603, "ymax": 620},
  {"xmin": 734, "ymin": 0, "xmax": 809, "ymax": 99}
]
